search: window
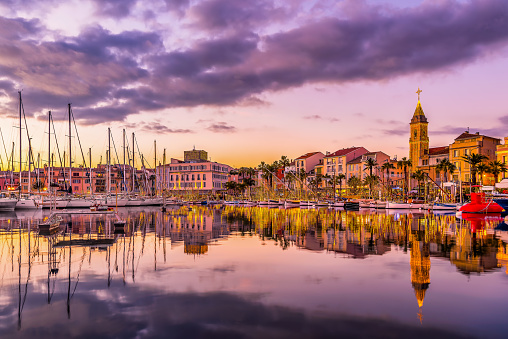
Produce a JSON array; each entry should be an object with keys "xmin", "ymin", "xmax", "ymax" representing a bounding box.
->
[
  {"xmin": 464, "ymin": 149, "xmax": 469, "ymax": 155},
  {"xmin": 453, "ymin": 150, "xmax": 459, "ymax": 157},
  {"xmin": 203, "ymin": 174, "xmax": 206, "ymax": 180},
  {"xmin": 170, "ymin": 175, "xmax": 173, "ymax": 181},
  {"xmin": 192, "ymin": 174, "xmax": 195, "ymax": 180},
  {"xmin": 176, "ymin": 175, "xmax": 179, "ymax": 180},
  {"xmin": 197, "ymin": 174, "xmax": 200, "ymax": 180},
  {"xmin": 72, "ymin": 179, "xmax": 80, "ymax": 184},
  {"xmin": 203, "ymin": 182, "xmax": 206, "ymax": 187},
  {"xmin": 73, "ymin": 173, "xmax": 79, "ymax": 176},
  {"xmin": 186, "ymin": 175, "xmax": 189, "ymax": 180}
]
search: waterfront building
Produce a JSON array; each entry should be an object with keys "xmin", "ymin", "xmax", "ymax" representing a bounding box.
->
[
  {"xmin": 416, "ymin": 146, "xmax": 450, "ymax": 183},
  {"xmin": 496, "ymin": 137, "xmax": 508, "ymax": 181},
  {"xmin": 323, "ymin": 147, "xmax": 368, "ymax": 179},
  {"xmin": 184, "ymin": 149, "xmax": 208, "ymax": 162},
  {"xmin": 156, "ymin": 150, "xmax": 233, "ymax": 193},
  {"xmin": 409, "ymin": 88, "xmax": 429, "ymax": 172},
  {"xmin": 294, "ymin": 152, "xmax": 324, "ymax": 174},
  {"xmin": 0, "ymin": 171, "xmax": 18, "ymax": 191},
  {"xmin": 449, "ymin": 131, "xmax": 500, "ymax": 183},
  {"xmin": 345, "ymin": 151, "xmax": 390, "ymax": 181}
]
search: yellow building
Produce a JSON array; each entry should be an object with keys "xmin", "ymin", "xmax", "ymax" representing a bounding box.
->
[
  {"xmin": 496, "ymin": 137, "xmax": 508, "ymax": 182},
  {"xmin": 449, "ymin": 131, "xmax": 500, "ymax": 183},
  {"xmin": 409, "ymin": 89, "xmax": 429, "ymax": 172}
]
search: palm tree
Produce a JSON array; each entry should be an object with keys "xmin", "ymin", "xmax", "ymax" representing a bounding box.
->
[
  {"xmin": 436, "ymin": 158, "xmax": 455, "ymax": 184},
  {"xmin": 461, "ymin": 153, "xmax": 488, "ymax": 186},
  {"xmin": 242, "ymin": 177, "xmax": 256, "ymax": 199},
  {"xmin": 381, "ymin": 162, "xmax": 395, "ymax": 185},
  {"xmin": 476, "ymin": 163, "xmax": 490, "ymax": 186},
  {"xmin": 279, "ymin": 155, "xmax": 291, "ymax": 190},
  {"xmin": 225, "ymin": 181, "xmax": 238, "ymax": 196},
  {"xmin": 488, "ymin": 160, "xmax": 507, "ymax": 183},
  {"xmin": 347, "ymin": 176, "xmax": 361, "ymax": 195},
  {"xmin": 336, "ymin": 173, "xmax": 346, "ymax": 197},
  {"xmin": 397, "ymin": 157, "xmax": 412, "ymax": 199},
  {"xmin": 411, "ymin": 169, "xmax": 426, "ymax": 198},
  {"xmin": 364, "ymin": 175, "xmax": 380, "ymax": 198},
  {"xmin": 364, "ymin": 158, "xmax": 378, "ymax": 177}
]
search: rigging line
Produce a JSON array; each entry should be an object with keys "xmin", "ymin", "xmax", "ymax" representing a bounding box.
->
[
  {"xmin": 0, "ymin": 128, "xmax": 8, "ymax": 170},
  {"xmin": 110, "ymin": 134, "xmax": 121, "ymax": 165},
  {"xmin": 50, "ymin": 113, "xmax": 65, "ymax": 171},
  {"xmin": 20, "ymin": 97, "xmax": 36, "ymax": 167},
  {"xmin": 70, "ymin": 107, "xmax": 88, "ymax": 168},
  {"xmin": 71, "ymin": 247, "xmax": 86, "ymax": 299}
]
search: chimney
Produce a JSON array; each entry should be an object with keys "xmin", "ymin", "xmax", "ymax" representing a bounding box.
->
[{"xmin": 476, "ymin": 132, "xmax": 480, "ymax": 135}]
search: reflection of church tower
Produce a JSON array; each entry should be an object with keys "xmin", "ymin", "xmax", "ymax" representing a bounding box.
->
[
  {"xmin": 409, "ymin": 88, "xmax": 429, "ymax": 172},
  {"xmin": 410, "ymin": 216, "xmax": 430, "ymax": 321}
]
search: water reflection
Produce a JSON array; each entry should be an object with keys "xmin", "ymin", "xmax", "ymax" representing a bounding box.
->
[{"xmin": 0, "ymin": 206, "xmax": 506, "ymax": 338}]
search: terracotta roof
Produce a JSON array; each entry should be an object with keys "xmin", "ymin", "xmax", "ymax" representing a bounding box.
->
[
  {"xmin": 348, "ymin": 155, "xmax": 363, "ymax": 164},
  {"xmin": 324, "ymin": 147, "xmax": 364, "ymax": 158},
  {"xmin": 410, "ymin": 101, "xmax": 428, "ymax": 124},
  {"xmin": 295, "ymin": 151, "xmax": 321, "ymax": 160},
  {"xmin": 428, "ymin": 146, "xmax": 449, "ymax": 156},
  {"xmin": 454, "ymin": 131, "xmax": 499, "ymax": 141}
]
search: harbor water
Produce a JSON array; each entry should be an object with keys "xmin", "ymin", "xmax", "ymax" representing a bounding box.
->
[{"xmin": 0, "ymin": 206, "xmax": 506, "ymax": 338}]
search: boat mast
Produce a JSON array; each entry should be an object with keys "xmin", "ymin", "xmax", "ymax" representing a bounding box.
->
[
  {"xmin": 89, "ymin": 148, "xmax": 93, "ymax": 197},
  {"xmin": 163, "ymin": 148, "xmax": 166, "ymax": 200},
  {"xmin": 37, "ymin": 153, "xmax": 40, "ymax": 193},
  {"xmin": 68, "ymin": 103, "xmax": 72, "ymax": 194},
  {"xmin": 154, "ymin": 140, "xmax": 156, "ymax": 196},
  {"xmin": 123, "ymin": 129, "xmax": 126, "ymax": 193},
  {"xmin": 28, "ymin": 138, "xmax": 31, "ymax": 194},
  {"xmin": 48, "ymin": 111, "xmax": 51, "ymax": 189},
  {"xmin": 132, "ymin": 132, "xmax": 135, "ymax": 193},
  {"xmin": 18, "ymin": 91, "xmax": 21, "ymax": 199},
  {"xmin": 108, "ymin": 127, "xmax": 111, "ymax": 198}
]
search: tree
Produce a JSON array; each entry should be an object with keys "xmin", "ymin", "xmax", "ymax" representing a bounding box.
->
[
  {"xmin": 364, "ymin": 175, "xmax": 380, "ymax": 198},
  {"xmin": 225, "ymin": 181, "xmax": 239, "ymax": 196},
  {"xmin": 488, "ymin": 160, "xmax": 507, "ymax": 184},
  {"xmin": 279, "ymin": 155, "xmax": 291, "ymax": 191},
  {"xmin": 242, "ymin": 177, "xmax": 256, "ymax": 198},
  {"xmin": 436, "ymin": 158, "xmax": 456, "ymax": 184},
  {"xmin": 347, "ymin": 176, "xmax": 361, "ymax": 195},
  {"xmin": 336, "ymin": 173, "xmax": 346, "ymax": 197},
  {"xmin": 381, "ymin": 162, "xmax": 395, "ymax": 185},
  {"xmin": 411, "ymin": 169, "xmax": 426, "ymax": 198},
  {"xmin": 476, "ymin": 163, "xmax": 490, "ymax": 186},
  {"xmin": 364, "ymin": 158, "xmax": 378, "ymax": 177},
  {"xmin": 397, "ymin": 157, "xmax": 412, "ymax": 199},
  {"xmin": 32, "ymin": 179, "xmax": 46, "ymax": 191},
  {"xmin": 461, "ymin": 153, "xmax": 488, "ymax": 186}
]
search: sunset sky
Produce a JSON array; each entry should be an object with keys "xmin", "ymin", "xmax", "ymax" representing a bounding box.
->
[{"xmin": 1, "ymin": 0, "xmax": 508, "ymax": 169}]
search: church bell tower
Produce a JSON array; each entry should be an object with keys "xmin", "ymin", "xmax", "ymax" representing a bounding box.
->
[{"xmin": 409, "ymin": 88, "xmax": 429, "ymax": 172}]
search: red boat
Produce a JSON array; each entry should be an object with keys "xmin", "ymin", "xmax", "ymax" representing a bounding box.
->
[{"xmin": 459, "ymin": 192, "xmax": 504, "ymax": 213}]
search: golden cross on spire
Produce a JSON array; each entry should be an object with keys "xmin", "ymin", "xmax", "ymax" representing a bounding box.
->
[{"xmin": 416, "ymin": 87, "xmax": 422, "ymax": 101}]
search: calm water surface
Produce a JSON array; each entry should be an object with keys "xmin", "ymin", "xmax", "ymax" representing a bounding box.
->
[{"xmin": 0, "ymin": 206, "xmax": 507, "ymax": 338}]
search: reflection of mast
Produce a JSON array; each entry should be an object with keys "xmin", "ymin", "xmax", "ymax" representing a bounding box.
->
[
  {"xmin": 47, "ymin": 234, "xmax": 59, "ymax": 304},
  {"xmin": 67, "ymin": 230, "xmax": 71, "ymax": 319}
]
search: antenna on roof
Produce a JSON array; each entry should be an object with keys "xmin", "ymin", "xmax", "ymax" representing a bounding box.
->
[{"xmin": 467, "ymin": 127, "xmax": 469, "ymax": 133}]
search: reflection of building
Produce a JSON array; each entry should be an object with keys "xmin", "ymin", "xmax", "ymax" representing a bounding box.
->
[
  {"xmin": 410, "ymin": 216, "xmax": 430, "ymax": 309},
  {"xmin": 157, "ymin": 150, "xmax": 233, "ymax": 193},
  {"xmin": 167, "ymin": 208, "xmax": 229, "ymax": 254}
]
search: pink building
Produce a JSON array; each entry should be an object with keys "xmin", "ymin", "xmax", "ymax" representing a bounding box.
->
[
  {"xmin": 294, "ymin": 152, "xmax": 324, "ymax": 174},
  {"xmin": 346, "ymin": 151, "xmax": 390, "ymax": 181},
  {"xmin": 156, "ymin": 154, "xmax": 234, "ymax": 193}
]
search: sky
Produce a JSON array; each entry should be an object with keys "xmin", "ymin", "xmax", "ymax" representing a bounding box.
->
[{"xmin": 1, "ymin": 0, "xmax": 508, "ymax": 169}]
